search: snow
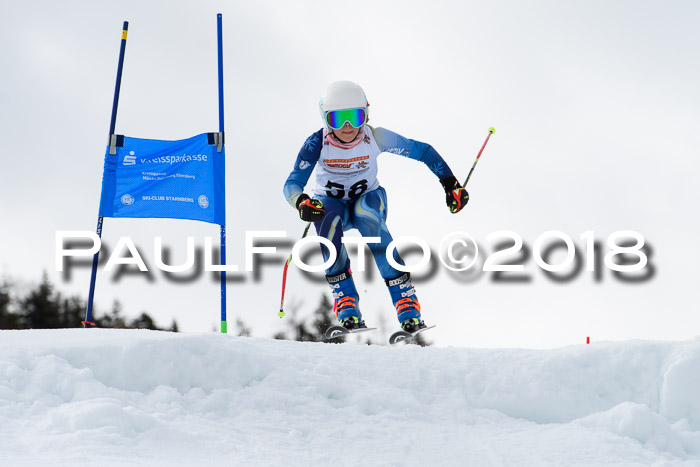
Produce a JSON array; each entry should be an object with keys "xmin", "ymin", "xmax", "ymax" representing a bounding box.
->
[{"xmin": 1, "ymin": 330, "xmax": 700, "ymax": 466}]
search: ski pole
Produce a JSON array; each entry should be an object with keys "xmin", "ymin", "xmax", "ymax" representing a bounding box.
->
[
  {"xmin": 462, "ymin": 127, "xmax": 496, "ymax": 187},
  {"xmin": 278, "ymin": 221, "xmax": 312, "ymax": 318}
]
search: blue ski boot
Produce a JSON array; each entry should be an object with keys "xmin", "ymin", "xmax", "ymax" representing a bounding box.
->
[
  {"xmin": 327, "ymin": 270, "xmax": 364, "ymax": 329},
  {"xmin": 385, "ymin": 273, "xmax": 425, "ymax": 331}
]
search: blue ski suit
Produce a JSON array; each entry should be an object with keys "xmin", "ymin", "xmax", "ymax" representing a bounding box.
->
[{"xmin": 283, "ymin": 125, "xmax": 454, "ymax": 324}]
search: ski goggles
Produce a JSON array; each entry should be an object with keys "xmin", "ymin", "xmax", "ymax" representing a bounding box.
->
[{"xmin": 325, "ymin": 108, "xmax": 367, "ymax": 130}]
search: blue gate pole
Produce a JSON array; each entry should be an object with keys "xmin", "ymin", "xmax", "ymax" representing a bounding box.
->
[
  {"xmin": 217, "ymin": 13, "xmax": 227, "ymax": 334},
  {"xmin": 83, "ymin": 21, "xmax": 129, "ymax": 327}
]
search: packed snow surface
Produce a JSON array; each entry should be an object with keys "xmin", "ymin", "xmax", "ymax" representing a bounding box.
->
[{"xmin": 1, "ymin": 330, "xmax": 700, "ymax": 466}]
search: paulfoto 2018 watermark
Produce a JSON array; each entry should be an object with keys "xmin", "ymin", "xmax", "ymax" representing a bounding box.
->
[{"xmin": 56, "ymin": 230, "xmax": 653, "ymax": 282}]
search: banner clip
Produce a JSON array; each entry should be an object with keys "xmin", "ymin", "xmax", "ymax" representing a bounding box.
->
[
  {"xmin": 107, "ymin": 134, "xmax": 124, "ymax": 155},
  {"xmin": 208, "ymin": 132, "xmax": 225, "ymax": 153},
  {"xmin": 109, "ymin": 134, "xmax": 118, "ymax": 155}
]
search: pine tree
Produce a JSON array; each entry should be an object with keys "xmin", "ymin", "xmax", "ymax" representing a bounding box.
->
[
  {"xmin": 289, "ymin": 311, "xmax": 318, "ymax": 342},
  {"xmin": 96, "ymin": 300, "xmax": 128, "ymax": 328},
  {"xmin": 274, "ymin": 294, "xmax": 345, "ymax": 343},
  {"xmin": 311, "ymin": 294, "xmax": 345, "ymax": 343},
  {"xmin": 19, "ymin": 272, "xmax": 61, "ymax": 329},
  {"xmin": 234, "ymin": 317, "xmax": 251, "ymax": 337},
  {"xmin": 0, "ymin": 273, "xmax": 177, "ymax": 332},
  {"xmin": 128, "ymin": 312, "xmax": 158, "ymax": 330},
  {"xmin": 0, "ymin": 278, "xmax": 20, "ymax": 329},
  {"xmin": 58, "ymin": 295, "xmax": 86, "ymax": 328}
]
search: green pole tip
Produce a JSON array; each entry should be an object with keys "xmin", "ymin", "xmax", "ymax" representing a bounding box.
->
[
  {"xmin": 277, "ymin": 310, "xmax": 285, "ymax": 318},
  {"xmin": 221, "ymin": 321, "xmax": 228, "ymax": 334},
  {"xmin": 488, "ymin": 127, "xmax": 496, "ymax": 134}
]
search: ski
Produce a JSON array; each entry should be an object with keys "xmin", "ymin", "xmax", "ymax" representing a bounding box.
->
[
  {"xmin": 324, "ymin": 325, "xmax": 376, "ymax": 340},
  {"xmin": 389, "ymin": 325, "xmax": 436, "ymax": 345}
]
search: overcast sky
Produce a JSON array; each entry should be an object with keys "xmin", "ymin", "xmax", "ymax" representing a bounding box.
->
[{"xmin": 1, "ymin": 0, "xmax": 699, "ymax": 348}]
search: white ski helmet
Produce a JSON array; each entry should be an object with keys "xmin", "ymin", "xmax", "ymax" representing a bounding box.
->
[{"xmin": 319, "ymin": 80, "xmax": 369, "ymax": 129}]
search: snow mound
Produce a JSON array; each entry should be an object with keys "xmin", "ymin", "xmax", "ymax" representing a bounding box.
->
[{"xmin": 1, "ymin": 329, "xmax": 699, "ymax": 466}]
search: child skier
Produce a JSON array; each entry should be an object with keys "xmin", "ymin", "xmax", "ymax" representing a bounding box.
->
[{"xmin": 283, "ymin": 81, "xmax": 469, "ymax": 333}]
